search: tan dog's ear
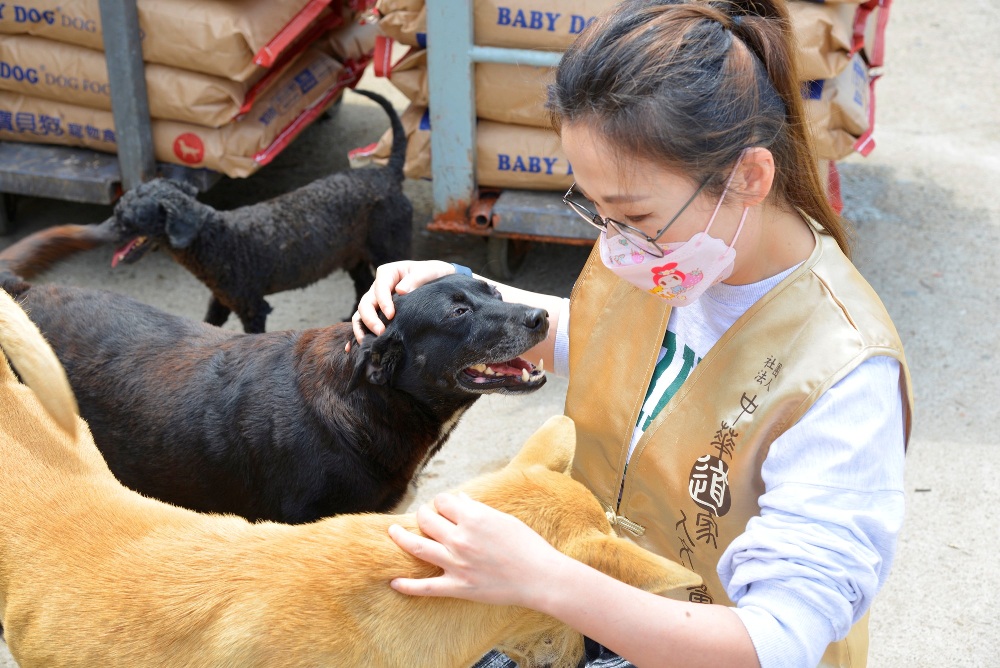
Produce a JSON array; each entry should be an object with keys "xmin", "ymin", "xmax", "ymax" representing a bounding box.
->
[
  {"xmin": 0, "ymin": 290, "xmax": 79, "ymax": 437},
  {"xmin": 507, "ymin": 415, "xmax": 576, "ymax": 475},
  {"xmin": 576, "ymin": 533, "xmax": 703, "ymax": 596}
]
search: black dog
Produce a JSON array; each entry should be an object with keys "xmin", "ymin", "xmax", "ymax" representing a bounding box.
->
[
  {"xmin": 106, "ymin": 88, "xmax": 412, "ymax": 333},
  {"xmin": 2, "ymin": 273, "xmax": 548, "ymax": 524}
]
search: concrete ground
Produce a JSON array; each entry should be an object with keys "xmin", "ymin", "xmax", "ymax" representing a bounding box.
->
[{"xmin": 0, "ymin": 0, "xmax": 996, "ymax": 664}]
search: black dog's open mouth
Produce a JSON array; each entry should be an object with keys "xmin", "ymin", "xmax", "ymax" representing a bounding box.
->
[
  {"xmin": 459, "ymin": 357, "xmax": 546, "ymax": 393},
  {"xmin": 111, "ymin": 236, "xmax": 155, "ymax": 267}
]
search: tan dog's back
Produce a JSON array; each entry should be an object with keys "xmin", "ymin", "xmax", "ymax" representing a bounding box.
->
[{"xmin": 0, "ymin": 289, "xmax": 699, "ymax": 667}]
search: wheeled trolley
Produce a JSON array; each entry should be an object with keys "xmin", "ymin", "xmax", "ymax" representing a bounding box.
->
[{"xmin": 421, "ymin": 0, "xmax": 595, "ymax": 279}]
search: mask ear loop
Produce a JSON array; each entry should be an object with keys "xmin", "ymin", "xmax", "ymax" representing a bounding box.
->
[{"xmin": 704, "ymin": 149, "xmax": 751, "ymax": 254}]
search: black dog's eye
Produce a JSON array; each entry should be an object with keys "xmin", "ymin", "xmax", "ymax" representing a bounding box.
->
[{"xmin": 450, "ymin": 306, "xmax": 469, "ymax": 317}]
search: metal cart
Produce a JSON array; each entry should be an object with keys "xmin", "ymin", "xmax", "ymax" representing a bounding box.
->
[
  {"xmin": 0, "ymin": 0, "xmax": 222, "ymax": 235},
  {"xmin": 422, "ymin": 0, "xmax": 597, "ymax": 279}
]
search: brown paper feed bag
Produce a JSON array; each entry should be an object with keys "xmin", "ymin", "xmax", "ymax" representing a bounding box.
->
[
  {"xmin": 0, "ymin": 34, "xmax": 253, "ymax": 127},
  {"xmin": 376, "ymin": 0, "xmax": 617, "ymax": 50},
  {"xmin": 348, "ymin": 102, "xmax": 431, "ymax": 179},
  {"xmin": 802, "ymin": 54, "xmax": 871, "ymax": 160},
  {"xmin": 788, "ymin": 1, "xmax": 859, "ymax": 81},
  {"xmin": 474, "ymin": 0, "xmax": 616, "ymax": 51},
  {"xmin": 325, "ymin": 13, "xmax": 382, "ymax": 63},
  {"xmin": 375, "ymin": 2, "xmax": 427, "ymax": 47},
  {"xmin": 0, "ymin": 49, "xmax": 350, "ymax": 177},
  {"xmin": 384, "ymin": 49, "xmax": 553, "ymax": 128},
  {"xmin": 0, "ymin": 0, "xmax": 335, "ymax": 81},
  {"xmin": 354, "ymin": 104, "xmax": 571, "ymax": 190}
]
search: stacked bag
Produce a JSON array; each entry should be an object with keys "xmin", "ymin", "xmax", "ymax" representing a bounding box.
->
[
  {"xmin": 355, "ymin": 0, "xmax": 891, "ymax": 206},
  {"xmin": 0, "ymin": 0, "xmax": 380, "ymax": 178},
  {"xmin": 792, "ymin": 0, "xmax": 891, "ymax": 210}
]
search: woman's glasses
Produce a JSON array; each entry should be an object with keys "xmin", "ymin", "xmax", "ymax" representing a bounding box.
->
[{"xmin": 562, "ymin": 180, "xmax": 707, "ymax": 257}]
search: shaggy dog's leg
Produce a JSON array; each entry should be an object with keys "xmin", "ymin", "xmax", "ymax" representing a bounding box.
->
[
  {"xmin": 346, "ymin": 261, "xmax": 376, "ymax": 319},
  {"xmin": 237, "ymin": 298, "xmax": 272, "ymax": 334},
  {"xmin": 205, "ymin": 297, "xmax": 231, "ymax": 327}
]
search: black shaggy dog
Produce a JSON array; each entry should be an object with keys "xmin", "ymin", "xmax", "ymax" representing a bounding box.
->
[
  {"xmin": 1, "ymin": 273, "xmax": 548, "ymax": 524},
  {"xmin": 107, "ymin": 88, "xmax": 412, "ymax": 333}
]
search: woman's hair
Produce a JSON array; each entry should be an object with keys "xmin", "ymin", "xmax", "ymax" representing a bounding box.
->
[{"xmin": 548, "ymin": 0, "xmax": 851, "ymax": 255}]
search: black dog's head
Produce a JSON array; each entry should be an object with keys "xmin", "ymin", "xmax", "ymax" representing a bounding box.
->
[
  {"xmin": 352, "ymin": 274, "xmax": 548, "ymax": 405},
  {"xmin": 110, "ymin": 178, "xmax": 205, "ymax": 266}
]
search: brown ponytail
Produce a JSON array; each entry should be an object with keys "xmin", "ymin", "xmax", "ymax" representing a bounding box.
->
[{"xmin": 549, "ymin": 0, "xmax": 853, "ymax": 256}]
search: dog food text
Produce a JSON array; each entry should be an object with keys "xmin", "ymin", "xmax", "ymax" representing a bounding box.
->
[
  {"xmin": 496, "ymin": 154, "xmax": 572, "ymax": 176},
  {"xmin": 494, "ymin": 7, "xmax": 599, "ymax": 35},
  {"xmin": 0, "ymin": 109, "xmax": 115, "ymax": 143}
]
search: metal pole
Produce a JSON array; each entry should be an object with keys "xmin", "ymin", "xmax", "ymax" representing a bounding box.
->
[
  {"xmin": 99, "ymin": 0, "xmax": 156, "ymax": 191},
  {"xmin": 425, "ymin": 0, "xmax": 476, "ymax": 218}
]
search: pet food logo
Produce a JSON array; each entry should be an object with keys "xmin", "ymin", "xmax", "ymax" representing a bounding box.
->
[
  {"xmin": 173, "ymin": 133, "xmax": 204, "ymax": 165},
  {"xmin": 0, "ymin": 4, "xmax": 56, "ymax": 26},
  {"xmin": 294, "ymin": 69, "xmax": 318, "ymax": 95},
  {"xmin": 0, "ymin": 60, "xmax": 38, "ymax": 84},
  {"xmin": 0, "ymin": 4, "xmax": 102, "ymax": 33},
  {"xmin": 496, "ymin": 153, "xmax": 571, "ymax": 176},
  {"xmin": 494, "ymin": 7, "xmax": 598, "ymax": 34}
]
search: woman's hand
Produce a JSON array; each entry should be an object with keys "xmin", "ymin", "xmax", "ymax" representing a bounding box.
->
[
  {"xmin": 388, "ymin": 491, "xmax": 569, "ymax": 608},
  {"xmin": 350, "ymin": 260, "xmax": 456, "ymax": 345}
]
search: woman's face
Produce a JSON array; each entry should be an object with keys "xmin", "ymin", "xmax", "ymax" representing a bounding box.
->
[{"xmin": 560, "ymin": 122, "xmax": 733, "ymax": 248}]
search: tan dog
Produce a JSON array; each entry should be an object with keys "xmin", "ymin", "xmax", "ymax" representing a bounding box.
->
[{"xmin": 0, "ymin": 289, "xmax": 700, "ymax": 668}]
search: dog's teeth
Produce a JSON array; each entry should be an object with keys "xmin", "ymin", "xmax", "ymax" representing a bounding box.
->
[
  {"xmin": 538, "ymin": 358, "xmax": 544, "ymax": 372},
  {"xmin": 484, "ymin": 367, "xmax": 495, "ymax": 375},
  {"xmin": 473, "ymin": 364, "xmax": 488, "ymax": 373},
  {"xmin": 521, "ymin": 368, "xmax": 530, "ymax": 382}
]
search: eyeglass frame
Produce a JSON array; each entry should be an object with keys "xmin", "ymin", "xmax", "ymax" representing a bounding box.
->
[{"xmin": 562, "ymin": 179, "xmax": 709, "ymax": 258}]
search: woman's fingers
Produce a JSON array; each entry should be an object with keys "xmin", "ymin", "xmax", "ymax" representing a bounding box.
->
[
  {"xmin": 389, "ymin": 574, "xmax": 452, "ymax": 597},
  {"xmin": 388, "ymin": 523, "xmax": 451, "ymax": 568},
  {"xmin": 372, "ymin": 266, "xmax": 403, "ymax": 321},
  {"xmin": 352, "ymin": 261, "xmax": 460, "ymax": 344},
  {"xmin": 349, "ymin": 311, "xmax": 365, "ymax": 347},
  {"xmin": 432, "ymin": 491, "xmax": 477, "ymax": 525}
]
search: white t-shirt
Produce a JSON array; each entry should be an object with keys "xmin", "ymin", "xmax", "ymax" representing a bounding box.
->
[{"xmin": 551, "ymin": 266, "xmax": 906, "ymax": 668}]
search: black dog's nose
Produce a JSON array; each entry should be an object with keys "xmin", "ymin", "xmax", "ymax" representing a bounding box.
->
[{"xmin": 523, "ymin": 308, "xmax": 548, "ymax": 331}]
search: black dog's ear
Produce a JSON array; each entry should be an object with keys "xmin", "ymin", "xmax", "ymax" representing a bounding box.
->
[
  {"xmin": 162, "ymin": 185, "xmax": 205, "ymax": 249},
  {"xmin": 165, "ymin": 211, "xmax": 200, "ymax": 249},
  {"xmin": 346, "ymin": 297, "xmax": 403, "ymax": 391},
  {"xmin": 360, "ymin": 330, "xmax": 404, "ymax": 385}
]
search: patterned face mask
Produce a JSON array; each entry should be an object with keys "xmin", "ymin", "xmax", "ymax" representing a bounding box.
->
[{"xmin": 599, "ymin": 154, "xmax": 750, "ymax": 305}]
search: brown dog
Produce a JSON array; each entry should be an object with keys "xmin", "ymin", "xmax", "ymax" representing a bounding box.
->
[
  {"xmin": 1, "ymin": 273, "xmax": 549, "ymax": 525},
  {"xmin": 0, "ymin": 289, "xmax": 700, "ymax": 668}
]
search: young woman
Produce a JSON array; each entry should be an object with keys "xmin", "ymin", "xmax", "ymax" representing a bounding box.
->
[{"xmin": 352, "ymin": 1, "xmax": 912, "ymax": 666}]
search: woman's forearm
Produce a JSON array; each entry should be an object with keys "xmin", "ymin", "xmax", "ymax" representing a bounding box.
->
[{"xmin": 535, "ymin": 555, "xmax": 761, "ymax": 668}]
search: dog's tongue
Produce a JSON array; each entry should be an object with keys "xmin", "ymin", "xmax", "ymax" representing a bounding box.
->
[{"xmin": 111, "ymin": 238, "xmax": 142, "ymax": 267}]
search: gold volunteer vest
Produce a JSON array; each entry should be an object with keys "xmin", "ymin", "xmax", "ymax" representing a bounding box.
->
[{"xmin": 566, "ymin": 229, "xmax": 913, "ymax": 668}]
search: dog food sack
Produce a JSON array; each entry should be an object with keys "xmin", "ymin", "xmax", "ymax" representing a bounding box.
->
[
  {"xmin": 0, "ymin": 34, "xmax": 255, "ymax": 127},
  {"xmin": 384, "ymin": 48, "xmax": 553, "ymax": 128},
  {"xmin": 787, "ymin": 0, "xmax": 859, "ymax": 81},
  {"xmin": 0, "ymin": 49, "xmax": 351, "ymax": 177},
  {"xmin": 349, "ymin": 102, "xmax": 431, "ymax": 179},
  {"xmin": 354, "ymin": 104, "xmax": 571, "ymax": 190},
  {"xmin": 325, "ymin": 11, "xmax": 382, "ymax": 64},
  {"xmin": 0, "ymin": 0, "xmax": 336, "ymax": 81},
  {"xmin": 376, "ymin": 0, "xmax": 615, "ymax": 50},
  {"xmin": 375, "ymin": 0, "xmax": 427, "ymax": 48},
  {"xmin": 803, "ymin": 53, "xmax": 872, "ymax": 160},
  {"xmin": 476, "ymin": 119, "xmax": 571, "ymax": 190}
]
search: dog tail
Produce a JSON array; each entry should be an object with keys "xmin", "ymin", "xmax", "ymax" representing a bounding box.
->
[
  {"xmin": 0, "ymin": 288, "xmax": 79, "ymax": 438},
  {"xmin": 0, "ymin": 218, "xmax": 117, "ymax": 280},
  {"xmin": 352, "ymin": 89, "xmax": 407, "ymax": 180}
]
